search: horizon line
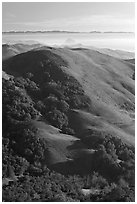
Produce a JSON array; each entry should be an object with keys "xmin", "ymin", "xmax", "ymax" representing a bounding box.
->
[{"xmin": 2, "ymin": 30, "xmax": 134, "ymax": 33}]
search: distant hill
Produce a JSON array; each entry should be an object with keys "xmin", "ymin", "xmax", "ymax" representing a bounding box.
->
[
  {"xmin": 2, "ymin": 43, "xmax": 42, "ymax": 61},
  {"xmin": 3, "ymin": 43, "xmax": 134, "ymax": 61},
  {"xmin": 65, "ymin": 44, "xmax": 135, "ymax": 60}
]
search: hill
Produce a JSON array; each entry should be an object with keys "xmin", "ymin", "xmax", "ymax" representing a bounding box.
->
[
  {"xmin": 2, "ymin": 43, "xmax": 42, "ymax": 61},
  {"xmin": 2, "ymin": 44, "xmax": 135, "ymax": 201},
  {"xmin": 65, "ymin": 44, "xmax": 135, "ymax": 59}
]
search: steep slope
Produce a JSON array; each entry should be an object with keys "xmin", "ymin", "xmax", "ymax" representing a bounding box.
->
[
  {"xmin": 31, "ymin": 120, "xmax": 80, "ymax": 166},
  {"xmin": 52, "ymin": 47, "xmax": 135, "ymax": 145}
]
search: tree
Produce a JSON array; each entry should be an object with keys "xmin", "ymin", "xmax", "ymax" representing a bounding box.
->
[{"xmin": 46, "ymin": 109, "xmax": 68, "ymax": 129}]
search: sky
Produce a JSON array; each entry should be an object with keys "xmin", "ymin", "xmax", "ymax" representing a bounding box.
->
[{"xmin": 2, "ymin": 2, "xmax": 135, "ymax": 32}]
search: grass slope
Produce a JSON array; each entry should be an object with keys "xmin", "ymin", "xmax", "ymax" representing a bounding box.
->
[
  {"xmin": 53, "ymin": 48, "xmax": 135, "ymax": 145},
  {"xmin": 31, "ymin": 120, "xmax": 92, "ymax": 174}
]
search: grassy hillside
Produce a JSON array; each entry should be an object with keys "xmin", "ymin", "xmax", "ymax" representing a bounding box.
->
[{"xmin": 4, "ymin": 46, "xmax": 134, "ymax": 144}]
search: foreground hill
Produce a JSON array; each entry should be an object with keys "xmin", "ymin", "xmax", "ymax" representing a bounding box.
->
[
  {"xmin": 2, "ymin": 45, "xmax": 135, "ymax": 201},
  {"xmin": 3, "ymin": 46, "xmax": 135, "ymax": 145}
]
